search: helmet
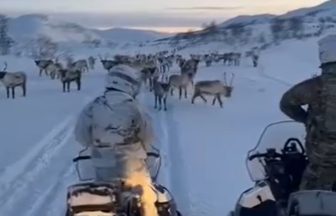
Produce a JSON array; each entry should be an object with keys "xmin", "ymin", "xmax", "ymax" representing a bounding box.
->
[
  {"xmin": 319, "ymin": 34, "xmax": 336, "ymax": 65},
  {"xmin": 105, "ymin": 65, "xmax": 142, "ymax": 97}
]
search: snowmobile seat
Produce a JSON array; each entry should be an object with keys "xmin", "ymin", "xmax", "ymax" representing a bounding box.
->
[
  {"xmin": 287, "ymin": 190, "xmax": 336, "ymax": 216},
  {"xmin": 239, "ymin": 200, "xmax": 278, "ymax": 216},
  {"xmin": 66, "ymin": 183, "xmax": 118, "ymax": 216}
]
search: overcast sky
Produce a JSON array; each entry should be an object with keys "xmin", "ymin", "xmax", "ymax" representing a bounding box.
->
[{"xmin": 0, "ymin": 0, "xmax": 328, "ymax": 32}]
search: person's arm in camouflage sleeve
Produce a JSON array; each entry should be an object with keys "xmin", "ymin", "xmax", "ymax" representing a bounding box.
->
[
  {"xmin": 280, "ymin": 77, "xmax": 320, "ymax": 123},
  {"xmin": 74, "ymin": 101, "xmax": 94, "ymax": 148}
]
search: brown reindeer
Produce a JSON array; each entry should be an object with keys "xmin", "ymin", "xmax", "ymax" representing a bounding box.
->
[
  {"xmin": 191, "ymin": 72, "xmax": 235, "ymax": 108},
  {"xmin": 59, "ymin": 69, "xmax": 81, "ymax": 92},
  {"xmin": 34, "ymin": 60, "xmax": 53, "ymax": 76}
]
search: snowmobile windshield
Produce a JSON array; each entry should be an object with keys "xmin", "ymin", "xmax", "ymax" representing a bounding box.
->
[{"xmin": 246, "ymin": 121, "xmax": 306, "ymax": 182}]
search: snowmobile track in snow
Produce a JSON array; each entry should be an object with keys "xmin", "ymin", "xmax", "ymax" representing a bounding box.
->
[
  {"xmin": 0, "ymin": 116, "xmax": 75, "ymax": 215},
  {"xmin": 159, "ymin": 107, "xmax": 192, "ymax": 215}
]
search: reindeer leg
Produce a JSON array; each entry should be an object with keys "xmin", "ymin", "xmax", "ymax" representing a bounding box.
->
[
  {"xmin": 179, "ymin": 87, "xmax": 182, "ymax": 100},
  {"xmin": 184, "ymin": 87, "xmax": 188, "ymax": 98},
  {"xmin": 12, "ymin": 87, "xmax": 15, "ymax": 99},
  {"xmin": 154, "ymin": 95, "xmax": 158, "ymax": 109},
  {"xmin": 170, "ymin": 87, "xmax": 174, "ymax": 96},
  {"xmin": 158, "ymin": 97, "xmax": 162, "ymax": 111},
  {"xmin": 217, "ymin": 94, "xmax": 223, "ymax": 108},
  {"xmin": 212, "ymin": 96, "xmax": 217, "ymax": 106},
  {"xmin": 164, "ymin": 97, "xmax": 167, "ymax": 111},
  {"xmin": 191, "ymin": 93, "xmax": 198, "ymax": 104},
  {"xmin": 77, "ymin": 79, "xmax": 81, "ymax": 91},
  {"xmin": 63, "ymin": 82, "xmax": 65, "ymax": 92},
  {"xmin": 200, "ymin": 94, "xmax": 207, "ymax": 103},
  {"xmin": 39, "ymin": 69, "xmax": 42, "ymax": 77},
  {"xmin": 150, "ymin": 79, "xmax": 153, "ymax": 92},
  {"xmin": 22, "ymin": 83, "xmax": 26, "ymax": 97},
  {"xmin": 6, "ymin": 87, "xmax": 9, "ymax": 98}
]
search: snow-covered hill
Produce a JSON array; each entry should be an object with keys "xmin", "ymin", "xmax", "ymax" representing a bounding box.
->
[
  {"xmin": 6, "ymin": 14, "xmax": 169, "ymax": 46},
  {"xmin": 147, "ymin": 0, "xmax": 336, "ymax": 52}
]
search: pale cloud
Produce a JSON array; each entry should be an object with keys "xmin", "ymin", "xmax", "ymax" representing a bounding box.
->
[{"xmin": 166, "ymin": 6, "xmax": 244, "ymax": 11}]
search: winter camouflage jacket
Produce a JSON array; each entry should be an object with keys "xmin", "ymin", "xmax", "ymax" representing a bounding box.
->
[{"xmin": 74, "ymin": 90, "xmax": 154, "ymax": 179}]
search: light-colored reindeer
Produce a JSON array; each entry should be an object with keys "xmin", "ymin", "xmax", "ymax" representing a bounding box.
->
[
  {"xmin": 191, "ymin": 72, "xmax": 235, "ymax": 108},
  {"xmin": 0, "ymin": 62, "xmax": 27, "ymax": 99},
  {"xmin": 168, "ymin": 72, "xmax": 194, "ymax": 100},
  {"xmin": 152, "ymin": 76, "xmax": 170, "ymax": 111}
]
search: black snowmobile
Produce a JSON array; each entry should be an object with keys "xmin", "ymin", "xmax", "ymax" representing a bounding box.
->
[
  {"xmin": 229, "ymin": 121, "xmax": 336, "ymax": 216},
  {"xmin": 65, "ymin": 147, "xmax": 181, "ymax": 216}
]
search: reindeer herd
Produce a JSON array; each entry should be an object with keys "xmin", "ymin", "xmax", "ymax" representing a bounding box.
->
[
  {"xmin": 0, "ymin": 51, "xmax": 241, "ymax": 111},
  {"xmin": 130, "ymin": 53, "xmax": 237, "ymax": 111}
]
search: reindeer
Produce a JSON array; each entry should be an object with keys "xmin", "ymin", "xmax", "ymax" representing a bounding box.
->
[
  {"xmin": 153, "ymin": 76, "xmax": 170, "ymax": 111},
  {"xmin": 48, "ymin": 62, "xmax": 64, "ymax": 80},
  {"xmin": 59, "ymin": 69, "xmax": 81, "ymax": 92},
  {"xmin": 69, "ymin": 59, "xmax": 89, "ymax": 73},
  {"xmin": 181, "ymin": 59, "xmax": 200, "ymax": 85},
  {"xmin": 88, "ymin": 56, "xmax": 96, "ymax": 70},
  {"xmin": 99, "ymin": 55, "xmax": 118, "ymax": 71},
  {"xmin": 0, "ymin": 62, "xmax": 27, "ymax": 99},
  {"xmin": 191, "ymin": 72, "xmax": 235, "ymax": 108},
  {"xmin": 168, "ymin": 73, "xmax": 194, "ymax": 100},
  {"xmin": 140, "ymin": 67, "xmax": 159, "ymax": 91},
  {"xmin": 34, "ymin": 60, "xmax": 53, "ymax": 76}
]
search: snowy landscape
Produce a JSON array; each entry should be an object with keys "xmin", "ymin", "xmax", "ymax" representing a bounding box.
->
[{"xmin": 0, "ymin": 1, "xmax": 335, "ymax": 216}]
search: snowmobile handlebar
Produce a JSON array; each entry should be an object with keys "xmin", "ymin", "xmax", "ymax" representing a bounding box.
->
[
  {"xmin": 72, "ymin": 153, "xmax": 160, "ymax": 163},
  {"xmin": 248, "ymin": 150, "xmax": 283, "ymax": 161},
  {"xmin": 73, "ymin": 155, "xmax": 91, "ymax": 162}
]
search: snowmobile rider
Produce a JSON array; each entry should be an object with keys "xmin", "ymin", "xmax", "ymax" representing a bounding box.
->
[
  {"xmin": 280, "ymin": 34, "xmax": 336, "ymax": 191},
  {"xmin": 74, "ymin": 64, "xmax": 159, "ymax": 216}
]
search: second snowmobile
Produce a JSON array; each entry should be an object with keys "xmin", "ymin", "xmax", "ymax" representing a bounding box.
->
[
  {"xmin": 65, "ymin": 147, "xmax": 181, "ymax": 216},
  {"xmin": 229, "ymin": 121, "xmax": 336, "ymax": 216}
]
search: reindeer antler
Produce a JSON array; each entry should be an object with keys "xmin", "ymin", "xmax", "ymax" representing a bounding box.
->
[
  {"xmin": 223, "ymin": 72, "xmax": 228, "ymax": 85},
  {"xmin": 230, "ymin": 73, "xmax": 235, "ymax": 87},
  {"xmin": 3, "ymin": 62, "xmax": 8, "ymax": 71}
]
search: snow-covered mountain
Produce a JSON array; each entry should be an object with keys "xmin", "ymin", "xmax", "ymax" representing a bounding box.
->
[
  {"xmin": 148, "ymin": 0, "xmax": 336, "ymax": 52},
  {"xmin": 6, "ymin": 14, "xmax": 170, "ymax": 45}
]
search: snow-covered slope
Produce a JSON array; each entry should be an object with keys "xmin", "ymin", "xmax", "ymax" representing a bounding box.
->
[
  {"xmin": 150, "ymin": 0, "xmax": 336, "ymax": 52},
  {"xmin": 0, "ymin": 34, "xmax": 319, "ymax": 216}
]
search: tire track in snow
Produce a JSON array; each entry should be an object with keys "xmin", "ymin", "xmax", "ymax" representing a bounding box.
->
[
  {"xmin": 26, "ymin": 164, "xmax": 75, "ymax": 216},
  {"xmin": 0, "ymin": 115, "xmax": 73, "ymax": 186},
  {"xmin": 0, "ymin": 116, "xmax": 75, "ymax": 215},
  {"xmin": 141, "ymin": 89, "xmax": 191, "ymax": 215},
  {"xmin": 0, "ymin": 96, "xmax": 94, "ymax": 216}
]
